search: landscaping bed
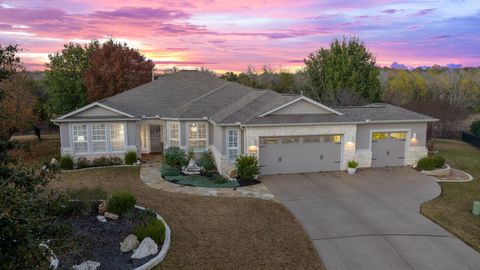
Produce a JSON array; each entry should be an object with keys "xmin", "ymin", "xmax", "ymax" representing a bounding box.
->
[{"xmin": 165, "ymin": 174, "xmax": 237, "ymax": 188}]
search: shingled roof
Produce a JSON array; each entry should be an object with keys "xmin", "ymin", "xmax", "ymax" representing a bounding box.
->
[{"xmin": 61, "ymin": 70, "xmax": 436, "ymax": 125}]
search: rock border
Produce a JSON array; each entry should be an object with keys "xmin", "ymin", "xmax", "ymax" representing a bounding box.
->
[
  {"xmin": 421, "ymin": 164, "xmax": 451, "ymax": 176},
  {"xmin": 133, "ymin": 205, "xmax": 171, "ymax": 270},
  {"xmin": 61, "ymin": 164, "xmax": 139, "ymax": 173},
  {"xmin": 434, "ymin": 168, "xmax": 474, "ymax": 183}
]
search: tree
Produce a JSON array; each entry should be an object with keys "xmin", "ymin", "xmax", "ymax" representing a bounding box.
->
[
  {"xmin": 44, "ymin": 41, "xmax": 99, "ymax": 115},
  {"xmin": 84, "ymin": 40, "xmax": 154, "ymax": 102},
  {"xmin": 0, "ymin": 72, "xmax": 39, "ymax": 140},
  {"xmin": 0, "ymin": 44, "xmax": 22, "ymax": 82},
  {"xmin": 221, "ymin": 72, "xmax": 238, "ymax": 82},
  {"xmin": 382, "ymin": 70, "xmax": 428, "ymax": 106},
  {"xmin": 304, "ymin": 37, "xmax": 381, "ymax": 105}
]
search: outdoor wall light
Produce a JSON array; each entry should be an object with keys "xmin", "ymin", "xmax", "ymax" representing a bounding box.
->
[
  {"xmin": 411, "ymin": 133, "xmax": 417, "ymax": 143},
  {"xmin": 248, "ymin": 145, "xmax": 258, "ymax": 154}
]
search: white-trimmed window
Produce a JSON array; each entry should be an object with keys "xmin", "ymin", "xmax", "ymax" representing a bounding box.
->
[
  {"xmin": 227, "ymin": 128, "xmax": 240, "ymax": 163},
  {"xmin": 72, "ymin": 124, "xmax": 88, "ymax": 153},
  {"xmin": 110, "ymin": 123, "xmax": 125, "ymax": 152},
  {"xmin": 91, "ymin": 124, "xmax": 107, "ymax": 153},
  {"xmin": 168, "ymin": 122, "xmax": 180, "ymax": 147},
  {"xmin": 188, "ymin": 122, "xmax": 208, "ymax": 151}
]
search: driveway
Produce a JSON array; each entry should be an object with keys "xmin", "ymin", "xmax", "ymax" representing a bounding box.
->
[{"xmin": 262, "ymin": 167, "xmax": 480, "ymax": 270}]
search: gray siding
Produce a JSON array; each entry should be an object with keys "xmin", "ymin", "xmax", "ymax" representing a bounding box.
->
[
  {"xmin": 212, "ymin": 125, "xmax": 224, "ymax": 154},
  {"xmin": 272, "ymin": 100, "xmax": 332, "ymax": 115},
  {"xmin": 74, "ymin": 105, "xmax": 123, "ymax": 117},
  {"xmin": 127, "ymin": 122, "xmax": 136, "ymax": 145},
  {"xmin": 60, "ymin": 123, "xmax": 70, "ymax": 148},
  {"xmin": 356, "ymin": 122, "xmax": 427, "ymax": 150},
  {"xmin": 180, "ymin": 121, "xmax": 187, "ymax": 146}
]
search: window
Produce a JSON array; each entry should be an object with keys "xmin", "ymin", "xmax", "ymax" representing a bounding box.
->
[
  {"xmin": 110, "ymin": 123, "xmax": 125, "ymax": 152},
  {"xmin": 302, "ymin": 136, "xmax": 320, "ymax": 143},
  {"xmin": 260, "ymin": 137, "xmax": 279, "ymax": 145},
  {"xmin": 281, "ymin": 137, "xmax": 300, "ymax": 144},
  {"xmin": 188, "ymin": 122, "xmax": 207, "ymax": 151},
  {"xmin": 390, "ymin": 132, "xmax": 406, "ymax": 140},
  {"xmin": 227, "ymin": 129, "xmax": 239, "ymax": 163},
  {"xmin": 73, "ymin": 124, "xmax": 88, "ymax": 153},
  {"xmin": 334, "ymin": 135, "xmax": 341, "ymax": 144},
  {"xmin": 168, "ymin": 122, "xmax": 180, "ymax": 147},
  {"xmin": 372, "ymin": 132, "xmax": 388, "ymax": 140},
  {"xmin": 92, "ymin": 124, "xmax": 107, "ymax": 153}
]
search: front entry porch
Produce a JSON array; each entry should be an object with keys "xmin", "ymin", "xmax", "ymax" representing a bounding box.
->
[{"xmin": 140, "ymin": 120, "xmax": 165, "ymax": 155}]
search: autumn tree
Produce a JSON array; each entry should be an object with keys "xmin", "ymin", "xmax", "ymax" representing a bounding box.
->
[
  {"xmin": 44, "ymin": 41, "xmax": 99, "ymax": 115},
  {"xmin": 304, "ymin": 37, "xmax": 381, "ymax": 105},
  {"xmin": 382, "ymin": 70, "xmax": 428, "ymax": 106},
  {"xmin": 84, "ymin": 40, "xmax": 154, "ymax": 102},
  {"xmin": 0, "ymin": 44, "xmax": 22, "ymax": 81}
]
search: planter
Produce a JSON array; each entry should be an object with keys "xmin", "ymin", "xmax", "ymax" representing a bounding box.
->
[
  {"xmin": 347, "ymin": 167, "xmax": 357, "ymax": 175},
  {"xmin": 421, "ymin": 164, "xmax": 451, "ymax": 176}
]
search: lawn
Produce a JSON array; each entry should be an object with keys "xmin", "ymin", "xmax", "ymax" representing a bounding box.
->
[
  {"xmin": 9, "ymin": 136, "xmax": 60, "ymax": 168},
  {"xmin": 12, "ymin": 138, "xmax": 323, "ymax": 269},
  {"xmin": 421, "ymin": 139, "xmax": 480, "ymax": 252}
]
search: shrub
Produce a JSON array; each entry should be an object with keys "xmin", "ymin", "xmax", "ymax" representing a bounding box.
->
[
  {"xmin": 198, "ymin": 151, "xmax": 216, "ymax": 171},
  {"xmin": 432, "ymin": 155, "xmax": 445, "ymax": 168},
  {"xmin": 417, "ymin": 157, "xmax": 434, "ymax": 171},
  {"xmin": 235, "ymin": 155, "xmax": 259, "ymax": 180},
  {"xmin": 347, "ymin": 160, "xmax": 359, "ymax": 168},
  {"xmin": 211, "ymin": 174, "xmax": 228, "ymax": 184},
  {"xmin": 107, "ymin": 191, "xmax": 136, "ymax": 215},
  {"xmin": 59, "ymin": 155, "xmax": 74, "ymax": 170},
  {"xmin": 164, "ymin": 147, "xmax": 187, "ymax": 168},
  {"xmin": 125, "ymin": 151, "xmax": 137, "ymax": 165},
  {"xmin": 471, "ymin": 120, "xmax": 480, "ymax": 136},
  {"xmin": 75, "ymin": 157, "xmax": 90, "ymax": 169},
  {"xmin": 134, "ymin": 219, "xmax": 166, "ymax": 245},
  {"xmin": 161, "ymin": 164, "xmax": 181, "ymax": 177},
  {"xmin": 91, "ymin": 156, "xmax": 123, "ymax": 167},
  {"xmin": 125, "ymin": 208, "xmax": 157, "ymax": 224},
  {"xmin": 110, "ymin": 156, "xmax": 123, "ymax": 165},
  {"xmin": 187, "ymin": 149, "xmax": 195, "ymax": 161}
]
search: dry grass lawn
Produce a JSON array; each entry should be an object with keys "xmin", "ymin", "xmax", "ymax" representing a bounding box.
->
[
  {"xmin": 51, "ymin": 167, "xmax": 324, "ymax": 270},
  {"xmin": 421, "ymin": 139, "xmax": 480, "ymax": 252}
]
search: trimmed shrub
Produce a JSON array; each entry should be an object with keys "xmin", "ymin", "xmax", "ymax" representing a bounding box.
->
[
  {"xmin": 211, "ymin": 174, "xmax": 228, "ymax": 184},
  {"xmin": 187, "ymin": 149, "xmax": 195, "ymax": 161},
  {"xmin": 161, "ymin": 164, "xmax": 181, "ymax": 177},
  {"xmin": 471, "ymin": 120, "xmax": 480, "ymax": 136},
  {"xmin": 59, "ymin": 155, "xmax": 74, "ymax": 170},
  {"xmin": 76, "ymin": 157, "xmax": 90, "ymax": 169},
  {"xmin": 235, "ymin": 155, "xmax": 259, "ymax": 180},
  {"xmin": 92, "ymin": 156, "xmax": 122, "ymax": 167},
  {"xmin": 107, "ymin": 191, "xmax": 136, "ymax": 215},
  {"xmin": 125, "ymin": 151, "xmax": 137, "ymax": 165},
  {"xmin": 347, "ymin": 160, "xmax": 359, "ymax": 168},
  {"xmin": 164, "ymin": 147, "xmax": 187, "ymax": 168},
  {"xmin": 198, "ymin": 151, "xmax": 216, "ymax": 171},
  {"xmin": 417, "ymin": 157, "xmax": 434, "ymax": 171},
  {"xmin": 432, "ymin": 155, "xmax": 445, "ymax": 168},
  {"xmin": 134, "ymin": 219, "xmax": 166, "ymax": 245}
]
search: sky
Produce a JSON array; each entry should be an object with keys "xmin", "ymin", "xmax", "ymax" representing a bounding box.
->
[{"xmin": 1, "ymin": 0, "xmax": 479, "ymax": 73}]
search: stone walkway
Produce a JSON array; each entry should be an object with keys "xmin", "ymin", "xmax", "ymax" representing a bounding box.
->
[{"xmin": 139, "ymin": 156, "xmax": 275, "ymax": 201}]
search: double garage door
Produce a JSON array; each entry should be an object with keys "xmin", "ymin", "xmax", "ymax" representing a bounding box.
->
[
  {"xmin": 259, "ymin": 135, "xmax": 342, "ymax": 175},
  {"xmin": 371, "ymin": 132, "xmax": 407, "ymax": 167}
]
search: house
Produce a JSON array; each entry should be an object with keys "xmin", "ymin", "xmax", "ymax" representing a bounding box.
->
[{"xmin": 53, "ymin": 71, "xmax": 437, "ymax": 175}]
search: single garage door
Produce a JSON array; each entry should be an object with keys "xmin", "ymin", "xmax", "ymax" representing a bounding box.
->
[
  {"xmin": 371, "ymin": 132, "xmax": 406, "ymax": 167},
  {"xmin": 259, "ymin": 135, "xmax": 342, "ymax": 175}
]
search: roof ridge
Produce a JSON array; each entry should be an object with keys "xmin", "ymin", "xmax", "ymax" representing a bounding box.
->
[{"xmin": 171, "ymin": 81, "xmax": 230, "ymax": 116}]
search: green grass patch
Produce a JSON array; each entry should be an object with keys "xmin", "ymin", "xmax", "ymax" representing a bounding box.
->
[{"xmin": 165, "ymin": 174, "xmax": 237, "ymax": 188}]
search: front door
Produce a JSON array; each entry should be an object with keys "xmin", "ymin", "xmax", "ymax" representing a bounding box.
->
[{"xmin": 149, "ymin": 125, "xmax": 163, "ymax": 153}]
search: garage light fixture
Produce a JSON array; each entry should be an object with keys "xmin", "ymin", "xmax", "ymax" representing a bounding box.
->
[
  {"xmin": 248, "ymin": 145, "xmax": 258, "ymax": 154},
  {"xmin": 411, "ymin": 133, "xmax": 417, "ymax": 143}
]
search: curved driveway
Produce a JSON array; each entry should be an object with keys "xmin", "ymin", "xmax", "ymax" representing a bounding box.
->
[{"xmin": 262, "ymin": 167, "xmax": 480, "ymax": 270}]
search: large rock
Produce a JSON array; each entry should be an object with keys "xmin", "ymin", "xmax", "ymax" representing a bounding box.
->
[
  {"xmin": 120, "ymin": 234, "xmax": 139, "ymax": 252},
  {"xmin": 131, "ymin": 237, "xmax": 158, "ymax": 259},
  {"xmin": 98, "ymin": 201, "xmax": 107, "ymax": 214},
  {"xmin": 72, "ymin": 260, "xmax": 100, "ymax": 270},
  {"xmin": 104, "ymin": 212, "xmax": 118, "ymax": 220}
]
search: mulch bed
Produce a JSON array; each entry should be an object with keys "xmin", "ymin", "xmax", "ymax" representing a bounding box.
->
[
  {"xmin": 58, "ymin": 208, "xmax": 155, "ymax": 270},
  {"xmin": 236, "ymin": 178, "xmax": 262, "ymax": 187}
]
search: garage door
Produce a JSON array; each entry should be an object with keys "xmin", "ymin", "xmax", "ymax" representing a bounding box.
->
[
  {"xmin": 259, "ymin": 135, "xmax": 342, "ymax": 175},
  {"xmin": 371, "ymin": 132, "xmax": 406, "ymax": 167}
]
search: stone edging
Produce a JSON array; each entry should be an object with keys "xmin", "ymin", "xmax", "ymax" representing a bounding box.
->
[
  {"xmin": 133, "ymin": 205, "xmax": 171, "ymax": 270},
  {"xmin": 434, "ymin": 169, "xmax": 474, "ymax": 183},
  {"xmin": 61, "ymin": 164, "xmax": 139, "ymax": 173}
]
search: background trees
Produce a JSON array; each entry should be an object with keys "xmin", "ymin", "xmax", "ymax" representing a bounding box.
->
[{"xmin": 84, "ymin": 40, "xmax": 154, "ymax": 102}]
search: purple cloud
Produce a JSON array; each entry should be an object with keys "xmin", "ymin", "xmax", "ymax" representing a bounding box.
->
[
  {"xmin": 429, "ymin": 35, "xmax": 452, "ymax": 39},
  {"xmin": 412, "ymin": 8, "xmax": 435, "ymax": 17},
  {"xmin": 93, "ymin": 7, "xmax": 189, "ymax": 20},
  {"xmin": 381, "ymin": 9, "xmax": 403, "ymax": 14}
]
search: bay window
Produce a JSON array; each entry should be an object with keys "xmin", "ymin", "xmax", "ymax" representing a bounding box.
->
[
  {"xmin": 91, "ymin": 124, "xmax": 107, "ymax": 153},
  {"xmin": 110, "ymin": 123, "xmax": 125, "ymax": 152},
  {"xmin": 188, "ymin": 122, "xmax": 207, "ymax": 151},
  {"xmin": 72, "ymin": 124, "xmax": 88, "ymax": 153},
  {"xmin": 168, "ymin": 122, "xmax": 180, "ymax": 147},
  {"xmin": 227, "ymin": 128, "xmax": 239, "ymax": 163}
]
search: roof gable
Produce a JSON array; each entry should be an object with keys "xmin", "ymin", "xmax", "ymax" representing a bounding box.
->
[
  {"xmin": 259, "ymin": 96, "xmax": 343, "ymax": 117},
  {"xmin": 56, "ymin": 102, "xmax": 134, "ymax": 120}
]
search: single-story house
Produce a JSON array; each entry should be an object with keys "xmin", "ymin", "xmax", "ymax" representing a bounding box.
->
[{"xmin": 53, "ymin": 71, "xmax": 437, "ymax": 175}]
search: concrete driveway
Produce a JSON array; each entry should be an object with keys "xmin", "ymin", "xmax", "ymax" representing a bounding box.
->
[{"xmin": 262, "ymin": 167, "xmax": 480, "ymax": 270}]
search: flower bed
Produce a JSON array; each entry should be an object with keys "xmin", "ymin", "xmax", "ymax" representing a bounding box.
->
[
  {"xmin": 164, "ymin": 174, "xmax": 238, "ymax": 188},
  {"xmin": 421, "ymin": 163, "xmax": 451, "ymax": 176}
]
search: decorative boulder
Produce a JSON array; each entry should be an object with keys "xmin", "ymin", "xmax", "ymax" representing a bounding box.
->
[
  {"xmin": 98, "ymin": 201, "xmax": 107, "ymax": 214},
  {"xmin": 104, "ymin": 212, "xmax": 118, "ymax": 220},
  {"xmin": 120, "ymin": 234, "xmax": 139, "ymax": 252},
  {"xmin": 72, "ymin": 260, "xmax": 101, "ymax": 270},
  {"xmin": 227, "ymin": 168, "xmax": 237, "ymax": 179},
  {"xmin": 131, "ymin": 237, "xmax": 158, "ymax": 259},
  {"xmin": 50, "ymin": 158, "xmax": 58, "ymax": 166},
  {"xmin": 96, "ymin": 215, "xmax": 107, "ymax": 223}
]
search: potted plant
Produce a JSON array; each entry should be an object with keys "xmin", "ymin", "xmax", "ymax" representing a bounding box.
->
[{"xmin": 347, "ymin": 160, "xmax": 359, "ymax": 175}]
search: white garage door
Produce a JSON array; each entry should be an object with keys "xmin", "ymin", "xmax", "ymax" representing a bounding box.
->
[{"xmin": 259, "ymin": 135, "xmax": 342, "ymax": 175}]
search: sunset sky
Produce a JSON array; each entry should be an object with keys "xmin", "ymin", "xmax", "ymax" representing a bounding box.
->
[{"xmin": 1, "ymin": 0, "xmax": 479, "ymax": 72}]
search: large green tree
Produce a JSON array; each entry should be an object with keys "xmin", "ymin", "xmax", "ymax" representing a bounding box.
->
[
  {"xmin": 84, "ymin": 40, "xmax": 154, "ymax": 102},
  {"xmin": 44, "ymin": 41, "xmax": 99, "ymax": 115},
  {"xmin": 304, "ymin": 37, "xmax": 381, "ymax": 105}
]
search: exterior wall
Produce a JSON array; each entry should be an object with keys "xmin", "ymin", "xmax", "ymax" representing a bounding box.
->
[
  {"xmin": 271, "ymin": 100, "xmax": 333, "ymax": 115},
  {"xmin": 60, "ymin": 123, "xmax": 70, "ymax": 149},
  {"xmin": 355, "ymin": 122, "xmax": 428, "ymax": 167},
  {"xmin": 244, "ymin": 124, "xmax": 357, "ymax": 171},
  {"xmin": 74, "ymin": 105, "xmax": 123, "ymax": 117}
]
